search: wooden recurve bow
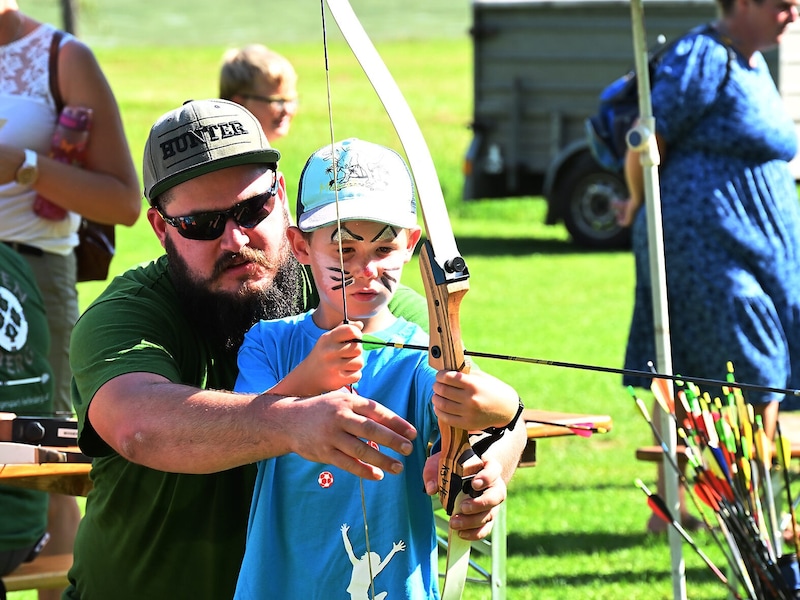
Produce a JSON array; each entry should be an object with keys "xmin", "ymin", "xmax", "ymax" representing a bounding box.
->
[{"xmin": 323, "ymin": 1, "xmax": 479, "ymax": 596}]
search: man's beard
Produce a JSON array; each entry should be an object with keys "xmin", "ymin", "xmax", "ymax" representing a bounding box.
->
[{"xmin": 165, "ymin": 236, "xmax": 305, "ymax": 354}]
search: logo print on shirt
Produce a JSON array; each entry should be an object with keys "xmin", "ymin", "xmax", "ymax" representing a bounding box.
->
[
  {"xmin": 318, "ymin": 471, "xmax": 334, "ymax": 488},
  {"xmin": 0, "ymin": 285, "xmax": 28, "ymax": 352}
]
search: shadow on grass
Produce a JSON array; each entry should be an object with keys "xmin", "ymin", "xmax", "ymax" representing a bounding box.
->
[
  {"xmin": 510, "ymin": 565, "xmax": 722, "ymax": 588},
  {"xmin": 512, "ymin": 481, "xmax": 638, "ymax": 493},
  {"xmin": 417, "ymin": 235, "xmax": 626, "ymax": 258},
  {"xmin": 458, "ymin": 236, "xmax": 579, "ymax": 257},
  {"xmin": 507, "ymin": 530, "xmax": 648, "ymax": 557}
]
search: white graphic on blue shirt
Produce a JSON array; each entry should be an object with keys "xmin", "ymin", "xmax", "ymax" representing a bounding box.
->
[{"xmin": 341, "ymin": 523, "xmax": 405, "ymax": 599}]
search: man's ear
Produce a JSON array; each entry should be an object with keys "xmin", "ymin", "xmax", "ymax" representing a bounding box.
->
[
  {"xmin": 286, "ymin": 226, "xmax": 312, "ymax": 264},
  {"xmin": 147, "ymin": 206, "xmax": 168, "ymax": 249}
]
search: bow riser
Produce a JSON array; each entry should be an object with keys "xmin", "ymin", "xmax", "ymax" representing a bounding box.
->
[{"xmin": 419, "ymin": 242, "xmax": 477, "ymax": 516}]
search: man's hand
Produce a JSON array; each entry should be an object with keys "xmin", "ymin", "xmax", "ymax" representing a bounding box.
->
[
  {"xmin": 423, "ymin": 451, "xmax": 507, "ymax": 541},
  {"xmin": 285, "ymin": 389, "xmax": 417, "ymax": 481}
]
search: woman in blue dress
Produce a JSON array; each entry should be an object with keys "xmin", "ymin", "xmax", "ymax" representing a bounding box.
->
[{"xmin": 616, "ymin": 0, "xmax": 800, "ymax": 531}]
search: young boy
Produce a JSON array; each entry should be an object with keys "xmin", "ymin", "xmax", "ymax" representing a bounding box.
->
[{"xmin": 233, "ymin": 138, "xmax": 522, "ymax": 599}]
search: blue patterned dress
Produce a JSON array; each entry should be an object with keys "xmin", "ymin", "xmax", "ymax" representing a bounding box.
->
[{"xmin": 623, "ymin": 29, "xmax": 800, "ymax": 408}]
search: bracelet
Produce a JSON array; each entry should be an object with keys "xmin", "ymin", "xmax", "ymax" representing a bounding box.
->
[
  {"xmin": 483, "ymin": 397, "xmax": 525, "ymax": 436},
  {"xmin": 471, "ymin": 398, "xmax": 525, "ymax": 457}
]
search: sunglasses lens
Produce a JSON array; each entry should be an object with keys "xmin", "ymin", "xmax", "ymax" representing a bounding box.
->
[
  {"xmin": 234, "ymin": 194, "xmax": 271, "ymax": 229},
  {"xmin": 175, "ymin": 214, "xmax": 225, "ymax": 241}
]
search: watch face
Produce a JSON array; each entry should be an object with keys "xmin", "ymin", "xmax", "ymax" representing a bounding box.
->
[
  {"xmin": 16, "ymin": 166, "xmax": 38, "ymax": 186},
  {"xmin": 16, "ymin": 150, "xmax": 38, "ymax": 186}
]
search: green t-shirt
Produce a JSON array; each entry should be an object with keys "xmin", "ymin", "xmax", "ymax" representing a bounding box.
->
[
  {"xmin": 65, "ymin": 254, "xmax": 428, "ymax": 600},
  {"xmin": 0, "ymin": 244, "xmax": 52, "ymax": 552}
]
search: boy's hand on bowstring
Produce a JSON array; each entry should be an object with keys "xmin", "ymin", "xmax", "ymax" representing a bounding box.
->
[
  {"xmin": 301, "ymin": 321, "xmax": 365, "ymax": 393},
  {"xmin": 431, "ymin": 369, "xmax": 519, "ymax": 432}
]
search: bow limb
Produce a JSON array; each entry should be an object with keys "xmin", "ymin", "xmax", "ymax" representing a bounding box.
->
[{"xmin": 324, "ymin": 2, "xmax": 475, "ymax": 597}]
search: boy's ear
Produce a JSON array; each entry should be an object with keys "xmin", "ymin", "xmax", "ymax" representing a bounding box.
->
[
  {"xmin": 286, "ymin": 226, "xmax": 312, "ymax": 265},
  {"xmin": 405, "ymin": 227, "xmax": 423, "ymax": 259}
]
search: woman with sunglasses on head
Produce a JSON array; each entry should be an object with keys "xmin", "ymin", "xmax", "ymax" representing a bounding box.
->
[{"xmin": 220, "ymin": 43, "xmax": 298, "ymax": 143}]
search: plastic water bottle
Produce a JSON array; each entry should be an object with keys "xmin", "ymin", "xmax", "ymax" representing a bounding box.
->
[{"xmin": 32, "ymin": 106, "xmax": 93, "ymax": 221}]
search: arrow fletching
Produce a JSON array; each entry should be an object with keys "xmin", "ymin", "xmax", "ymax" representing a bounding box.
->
[
  {"xmin": 636, "ymin": 479, "xmax": 673, "ymax": 524},
  {"xmin": 650, "ymin": 377, "xmax": 675, "ymax": 416}
]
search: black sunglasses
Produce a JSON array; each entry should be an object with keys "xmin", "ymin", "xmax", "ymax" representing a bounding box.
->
[{"xmin": 157, "ymin": 177, "xmax": 279, "ymax": 241}]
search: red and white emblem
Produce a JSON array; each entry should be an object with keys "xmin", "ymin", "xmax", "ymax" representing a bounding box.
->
[
  {"xmin": 367, "ymin": 440, "xmax": 379, "ymax": 451},
  {"xmin": 318, "ymin": 471, "xmax": 334, "ymax": 488}
]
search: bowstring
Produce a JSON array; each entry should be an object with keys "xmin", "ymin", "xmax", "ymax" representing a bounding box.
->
[{"xmin": 320, "ymin": 3, "xmax": 375, "ymax": 597}]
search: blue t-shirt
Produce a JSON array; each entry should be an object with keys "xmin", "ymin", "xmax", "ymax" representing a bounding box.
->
[{"xmin": 234, "ymin": 312, "xmax": 440, "ymax": 599}]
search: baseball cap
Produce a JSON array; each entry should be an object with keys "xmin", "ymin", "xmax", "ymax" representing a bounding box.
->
[
  {"xmin": 142, "ymin": 99, "xmax": 281, "ymax": 203},
  {"xmin": 296, "ymin": 138, "xmax": 417, "ymax": 232}
]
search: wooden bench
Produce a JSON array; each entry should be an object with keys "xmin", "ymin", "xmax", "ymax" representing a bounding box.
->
[{"xmin": 2, "ymin": 553, "xmax": 72, "ymax": 592}]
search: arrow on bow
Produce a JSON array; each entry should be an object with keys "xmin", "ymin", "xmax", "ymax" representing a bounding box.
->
[
  {"xmin": 354, "ymin": 336, "xmax": 800, "ymax": 398},
  {"xmin": 323, "ymin": 1, "xmax": 480, "ymax": 597}
]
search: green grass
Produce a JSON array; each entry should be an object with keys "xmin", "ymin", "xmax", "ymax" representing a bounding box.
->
[{"xmin": 8, "ymin": 3, "xmax": 750, "ymax": 599}]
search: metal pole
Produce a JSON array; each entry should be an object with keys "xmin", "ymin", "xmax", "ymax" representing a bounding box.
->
[
  {"xmin": 60, "ymin": 0, "xmax": 78, "ymax": 35},
  {"xmin": 628, "ymin": 1, "xmax": 685, "ymax": 598}
]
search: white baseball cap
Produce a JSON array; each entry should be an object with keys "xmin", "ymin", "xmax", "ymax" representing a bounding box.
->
[{"xmin": 296, "ymin": 138, "xmax": 417, "ymax": 232}]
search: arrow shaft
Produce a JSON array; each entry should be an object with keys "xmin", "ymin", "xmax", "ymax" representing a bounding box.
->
[
  {"xmin": 356, "ymin": 340, "xmax": 800, "ymax": 397},
  {"xmin": 525, "ymin": 419, "xmax": 603, "ymax": 434}
]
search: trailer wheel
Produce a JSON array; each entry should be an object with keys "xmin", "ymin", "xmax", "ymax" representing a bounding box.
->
[{"xmin": 554, "ymin": 152, "xmax": 631, "ymax": 249}]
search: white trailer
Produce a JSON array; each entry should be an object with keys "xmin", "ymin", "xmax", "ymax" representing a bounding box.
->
[{"xmin": 463, "ymin": 0, "xmax": 800, "ymax": 248}]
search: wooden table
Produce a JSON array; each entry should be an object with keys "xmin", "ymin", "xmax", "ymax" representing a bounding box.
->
[
  {"xmin": 0, "ymin": 410, "xmax": 613, "ymax": 499},
  {"xmin": 523, "ymin": 408, "xmax": 612, "ymax": 438},
  {"xmin": 0, "ymin": 443, "xmax": 92, "ymax": 497},
  {"xmin": 0, "ymin": 462, "xmax": 92, "ymax": 496},
  {"xmin": 520, "ymin": 409, "xmax": 613, "ymax": 467}
]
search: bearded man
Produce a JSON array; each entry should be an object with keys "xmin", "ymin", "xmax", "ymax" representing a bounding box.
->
[{"xmin": 65, "ymin": 99, "xmax": 520, "ymax": 600}]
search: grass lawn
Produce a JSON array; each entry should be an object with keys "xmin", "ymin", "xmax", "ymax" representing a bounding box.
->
[{"xmin": 9, "ymin": 2, "xmax": 781, "ymax": 599}]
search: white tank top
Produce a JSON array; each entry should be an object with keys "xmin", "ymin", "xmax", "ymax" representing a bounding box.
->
[{"xmin": 0, "ymin": 23, "xmax": 81, "ymax": 255}]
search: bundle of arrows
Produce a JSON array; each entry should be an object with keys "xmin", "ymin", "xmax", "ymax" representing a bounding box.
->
[{"xmin": 631, "ymin": 365, "xmax": 800, "ymax": 600}]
